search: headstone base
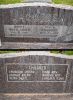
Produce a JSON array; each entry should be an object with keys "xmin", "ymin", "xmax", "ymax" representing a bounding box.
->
[
  {"xmin": 0, "ymin": 94, "xmax": 73, "ymax": 100},
  {"xmin": 0, "ymin": 42, "xmax": 73, "ymax": 49}
]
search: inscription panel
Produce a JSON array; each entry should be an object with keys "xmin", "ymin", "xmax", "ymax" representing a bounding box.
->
[
  {"xmin": 6, "ymin": 64, "xmax": 68, "ymax": 82},
  {"xmin": 4, "ymin": 25, "xmax": 59, "ymax": 39}
]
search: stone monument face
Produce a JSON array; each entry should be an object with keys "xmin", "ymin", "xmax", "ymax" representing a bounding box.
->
[
  {"xmin": 0, "ymin": 52, "xmax": 73, "ymax": 93},
  {"xmin": 0, "ymin": 3, "xmax": 73, "ymax": 49}
]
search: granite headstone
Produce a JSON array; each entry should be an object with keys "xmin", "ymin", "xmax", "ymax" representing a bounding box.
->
[
  {"xmin": 0, "ymin": 51, "xmax": 73, "ymax": 93},
  {"xmin": 0, "ymin": 3, "xmax": 73, "ymax": 49}
]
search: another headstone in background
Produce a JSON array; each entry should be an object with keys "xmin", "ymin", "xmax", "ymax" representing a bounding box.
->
[{"xmin": 0, "ymin": 51, "xmax": 73, "ymax": 93}]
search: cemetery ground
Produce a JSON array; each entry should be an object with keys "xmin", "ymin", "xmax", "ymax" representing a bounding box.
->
[
  {"xmin": 53, "ymin": 0, "xmax": 73, "ymax": 6},
  {"xmin": 0, "ymin": 50, "xmax": 73, "ymax": 55},
  {"xmin": 0, "ymin": 0, "xmax": 73, "ymax": 5},
  {"xmin": 0, "ymin": 50, "xmax": 21, "ymax": 54},
  {"xmin": 51, "ymin": 51, "xmax": 73, "ymax": 55}
]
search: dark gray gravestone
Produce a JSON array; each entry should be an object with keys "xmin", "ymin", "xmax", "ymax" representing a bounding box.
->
[
  {"xmin": 0, "ymin": 3, "xmax": 73, "ymax": 49},
  {"xmin": 0, "ymin": 51, "xmax": 73, "ymax": 93}
]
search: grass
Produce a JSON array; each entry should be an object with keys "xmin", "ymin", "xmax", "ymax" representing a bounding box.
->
[
  {"xmin": 0, "ymin": 51, "xmax": 17, "ymax": 54},
  {"xmin": 53, "ymin": 0, "xmax": 73, "ymax": 6},
  {"xmin": 0, "ymin": 51, "xmax": 73, "ymax": 55},
  {"xmin": 0, "ymin": 0, "xmax": 21, "ymax": 4},
  {"xmin": 51, "ymin": 51, "xmax": 73, "ymax": 55},
  {"xmin": 64, "ymin": 51, "xmax": 73, "ymax": 55},
  {"xmin": 0, "ymin": 0, "xmax": 73, "ymax": 5}
]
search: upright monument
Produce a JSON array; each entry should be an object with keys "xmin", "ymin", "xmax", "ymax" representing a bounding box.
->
[
  {"xmin": 0, "ymin": 2, "xmax": 73, "ymax": 49},
  {"xmin": 0, "ymin": 51, "xmax": 73, "ymax": 93}
]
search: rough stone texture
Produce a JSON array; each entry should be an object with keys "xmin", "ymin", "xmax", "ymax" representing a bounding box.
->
[
  {"xmin": 0, "ymin": 3, "xmax": 73, "ymax": 49},
  {"xmin": 0, "ymin": 42, "xmax": 73, "ymax": 49},
  {"xmin": 0, "ymin": 51, "xmax": 73, "ymax": 93},
  {"xmin": 0, "ymin": 94, "xmax": 73, "ymax": 100}
]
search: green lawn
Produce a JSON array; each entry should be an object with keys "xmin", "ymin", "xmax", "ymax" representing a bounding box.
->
[
  {"xmin": 51, "ymin": 51, "xmax": 73, "ymax": 55},
  {"xmin": 0, "ymin": 0, "xmax": 73, "ymax": 5},
  {"xmin": 0, "ymin": 0, "xmax": 21, "ymax": 4},
  {"xmin": 53, "ymin": 0, "xmax": 73, "ymax": 6},
  {"xmin": 0, "ymin": 51, "xmax": 73, "ymax": 55},
  {"xmin": 0, "ymin": 51, "xmax": 17, "ymax": 54}
]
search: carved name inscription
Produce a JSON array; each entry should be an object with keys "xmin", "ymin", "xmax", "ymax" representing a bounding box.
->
[
  {"xmin": 6, "ymin": 64, "xmax": 68, "ymax": 82},
  {"xmin": 4, "ymin": 25, "xmax": 58, "ymax": 38}
]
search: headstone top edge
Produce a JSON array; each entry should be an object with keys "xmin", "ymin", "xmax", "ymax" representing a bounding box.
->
[
  {"xmin": 0, "ymin": 3, "xmax": 73, "ymax": 10},
  {"xmin": 0, "ymin": 51, "xmax": 73, "ymax": 59}
]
